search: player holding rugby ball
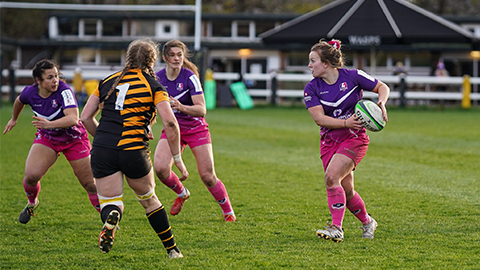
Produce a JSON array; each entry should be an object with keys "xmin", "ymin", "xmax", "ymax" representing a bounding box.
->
[{"xmin": 303, "ymin": 39, "xmax": 389, "ymax": 242}]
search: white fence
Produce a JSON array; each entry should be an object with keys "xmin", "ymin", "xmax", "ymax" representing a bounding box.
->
[{"xmin": 3, "ymin": 69, "xmax": 480, "ymax": 103}]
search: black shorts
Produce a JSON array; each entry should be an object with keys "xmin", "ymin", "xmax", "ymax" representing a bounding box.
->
[{"xmin": 90, "ymin": 146, "xmax": 152, "ymax": 179}]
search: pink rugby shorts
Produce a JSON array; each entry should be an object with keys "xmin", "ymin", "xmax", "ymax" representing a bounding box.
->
[
  {"xmin": 160, "ymin": 129, "xmax": 212, "ymax": 149},
  {"xmin": 320, "ymin": 135, "xmax": 369, "ymax": 171},
  {"xmin": 33, "ymin": 132, "xmax": 91, "ymax": 161}
]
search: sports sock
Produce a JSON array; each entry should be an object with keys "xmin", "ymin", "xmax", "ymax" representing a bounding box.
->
[
  {"xmin": 160, "ymin": 171, "xmax": 184, "ymax": 195},
  {"xmin": 23, "ymin": 178, "xmax": 40, "ymax": 205},
  {"xmin": 88, "ymin": 193, "xmax": 101, "ymax": 213},
  {"xmin": 147, "ymin": 206, "xmax": 179, "ymax": 253},
  {"xmin": 101, "ymin": 205, "xmax": 122, "ymax": 224},
  {"xmin": 327, "ymin": 186, "xmax": 346, "ymax": 228},
  {"xmin": 207, "ymin": 179, "xmax": 233, "ymax": 215},
  {"xmin": 346, "ymin": 192, "xmax": 371, "ymax": 225}
]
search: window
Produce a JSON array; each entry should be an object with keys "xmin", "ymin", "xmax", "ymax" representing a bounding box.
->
[
  {"xmin": 211, "ymin": 20, "xmax": 231, "ymax": 37},
  {"xmin": 58, "ymin": 17, "xmax": 79, "ymax": 36},
  {"xmin": 133, "ymin": 20, "xmax": 155, "ymax": 36},
  {"xmin": 103, "ymin": 19, "xmax": 123, "ymax": 37},
  {"xmin": 83, "ymin": 19, "xmax": 97, "ymax": 36},
  {"xmin": 236, "ymin": 21, "xmax": 250, "ymax": 37}
]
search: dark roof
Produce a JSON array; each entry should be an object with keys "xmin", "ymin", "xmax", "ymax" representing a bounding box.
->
[{"xmin": 260, "ymin": 0, "xmax": 474, "ymax": 49}]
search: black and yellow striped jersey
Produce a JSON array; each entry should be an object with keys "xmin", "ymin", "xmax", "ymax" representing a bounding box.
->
[{"xmin": 92, "ymin": 68, "xmax": 169, "ymax": 151}]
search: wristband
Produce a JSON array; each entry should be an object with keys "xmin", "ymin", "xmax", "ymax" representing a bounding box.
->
[
  {"xmin": 344, "ymin": 119, "xmax": 347, "ymax": 128},
  {"xmin": 173, "ymin": 154, "xmax": 181, "ymax": 162}
]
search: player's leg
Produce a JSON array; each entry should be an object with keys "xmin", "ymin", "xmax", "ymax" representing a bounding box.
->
[
  {"xmin": 126, "ymin": 170, "xmax": 183, "ymax": 258},
  {"xmin": 154, "ymin": 137, "xmax": 189, "ymax": 215},
  {"xmin": 19, "ymin": 143, "xmax": 58, "ymax": 224},
  {"xmin": 68, "ymin": 156, "xmax": 100, "ymax": 212},
  {"xmin": 342, "ymin": 172, "xmax": 377, "ymax": 238},
  {"xmin": 64, "ymin": 136, "xmax": 100, "ymax": 212},
  {"xmin": 191, "ymin": 143, "xmax": 235, "ymax": 221},
  {"xmin": 96, "ymin": 171, "xmax": 124, "ymax": 253},
  {"xmin": 316, "ymin": 153, "xmax": 354, "ymax": 242}
]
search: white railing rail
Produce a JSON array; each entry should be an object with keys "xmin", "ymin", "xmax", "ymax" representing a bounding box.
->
[{"xmin": 3, "ymin": 69, "xmax": 480, "ymax": 102}]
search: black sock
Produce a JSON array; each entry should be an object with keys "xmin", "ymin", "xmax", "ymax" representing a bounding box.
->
[
  {"xmin": 101, "ymin": 205, "xmax": 122, "ymax": 223},
  {"xmin": 147, "ymin": 206, "xmax": 179, "ymax": 253}
]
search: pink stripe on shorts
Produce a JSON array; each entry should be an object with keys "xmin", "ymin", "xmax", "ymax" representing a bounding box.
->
[{"xmin": 320, "ymin": 134, "xmax": 369, "ymax": 171}]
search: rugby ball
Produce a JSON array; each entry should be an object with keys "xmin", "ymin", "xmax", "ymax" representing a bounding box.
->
[{"xmin": 355, "ymin": 100, "xmax": 386, "ymax": 132}]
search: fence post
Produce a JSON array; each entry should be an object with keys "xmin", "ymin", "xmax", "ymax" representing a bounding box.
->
[
  {"xmin": 399, "ymin": 74, "xmax": 406, "ymax": 108},
  {"xmin": 462, "ymin": 75, "xmax": 471, "ymax": 109},
  {"xmin": 9, "ymin": 66, "xmax": 16, "ymax": 103},
  {"xmin": 271, "ymin": 72, "xmax": 277, "ymax": 106}
]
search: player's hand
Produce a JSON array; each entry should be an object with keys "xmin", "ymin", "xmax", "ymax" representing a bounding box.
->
[
  {"xmin": 174, "ymin": 160, "xmax": 189, "ymax": 181},
  {"xmin": 377, "ymin": 101, "xmax": 388, "ymax": 122},
  {"xmin": 346, "ymin": 114, "xmax": 362, "ymax": 130},
  {"xmin": 146, "ymin": 125, "xmax": 154, "ymax": 140},
  {"xmin": 32, "ymin": 116, "xmax": 52, "ymax": 129},
  {"xmin": 169, "ymin": 96, "xmax": 183, "ymax": 112},
  {"xmin": 3, "ymin": 119, "xmax": 17, "ymax": 134}
]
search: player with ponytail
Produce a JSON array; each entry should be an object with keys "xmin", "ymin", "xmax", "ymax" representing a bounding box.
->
[
  {"xmin": 304, "ymin": 39, "xmax": 390, "ymax": 242},
  {"xmin": 81, "ymin": 38, "xmax": 187, "ymax": 258}
]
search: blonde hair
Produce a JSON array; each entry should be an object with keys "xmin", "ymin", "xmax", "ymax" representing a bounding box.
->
[
  {"xmin": 310, "ymin": 39, "xmax": 345, "ymax": 68},
  {"xmin": 162, "ymin": 39, "xmax": 199, "ymax": 78},
  {"xmin": 100, "ymin": 38, "xmax": 159, "ymax": 109}
]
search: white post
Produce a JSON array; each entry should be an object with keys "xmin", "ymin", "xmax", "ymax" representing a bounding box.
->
[{"xmin": 194, "ymin": 0, "xmax": 202, "ymax": 51}]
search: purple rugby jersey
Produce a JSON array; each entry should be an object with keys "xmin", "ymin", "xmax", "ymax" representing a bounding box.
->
[
  {"xmin": 19, "ymin": 80, "xmax": 87, "ymax": 143},
  {"xmin": 155, "ymin": 67, "xmax": 208, "ymax": 134},
  {"xmin": 304, "ymin": 68, "xmax": 378, "ymax": 142}
]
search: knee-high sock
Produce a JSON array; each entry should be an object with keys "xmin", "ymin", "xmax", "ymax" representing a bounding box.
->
[
  {"xmin": 327, "ymin": 186, "xmax": 346, "ymax": 228},
  {"xmin": 160, "ymin": 171, "xmax": 184, "ymax": 195},
  {"xmin": 207, "ymin": 179, "xmax": 233, "ymax": 215},
  {"xmin": 23, "ymin": 178, "xmax": 40, "ymax": 205},
  {"xmin": 101, "ymin": 204, "xmax": 122, "ymax": 224},
  {"xmin": 346, "ymin": 192, "xmax": 371, "ymax": 225},
  {"xmin": 88, "ymin": 193, "xmax": 101, "ymax": 213},
  {"xmin": 147, "ymin": 206, "xmax": 179, "ymax": 253}
]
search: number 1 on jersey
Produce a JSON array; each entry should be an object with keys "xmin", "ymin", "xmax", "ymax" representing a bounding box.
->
[{"xmin": 115, "ymin": 83, "xmax": 130, "ymax": 110}]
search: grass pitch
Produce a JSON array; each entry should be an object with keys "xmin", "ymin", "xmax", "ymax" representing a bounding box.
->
[{"xmin": 1, "ymin": 104, "xmax": 479, "ymax": 269}]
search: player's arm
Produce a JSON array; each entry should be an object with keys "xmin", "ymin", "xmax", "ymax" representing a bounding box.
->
[
  {"xmin": 308, "ymin": 105, "xmax": 361, "ymax": 130},
  {"xmin": 32, "ymin": 107, "xmax": 79, "ymax": 130},
  {"xmin": 371, "ymin": 81, "xmax": 390, "ymax": 122},
  {"xmin": 80, "ymin": 94, "xmax": 101, "ymax": 136},
  {"xmin": 169, "ymin": 93, "xmax": 206, "ymax": 117},
  {"xmin": 3, "ymin": 96, "xmax": 25, "ymax": 134},
  {"xmin": 156, "ymin": 100, "xmax": 189, "ymax": 181}
]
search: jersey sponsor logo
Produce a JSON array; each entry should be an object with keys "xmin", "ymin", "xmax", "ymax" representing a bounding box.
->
[
  {"xmin": 176, "ymin": 83, "xmax": 184, "ymax": 91},
  {"xmin": 340, "ymin": 82, "xmax": 348, "ymax": 91},
  {"xmin": 61, "ymin": 89, "xmax": 76, "ymax": 106},
  {"xmin": 333, "ymin": 109, "xmax": 342, "ymax": 117}
]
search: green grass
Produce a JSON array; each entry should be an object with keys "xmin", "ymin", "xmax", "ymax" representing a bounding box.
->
[{"xmin": 1, "ymin": 104, "xmax": 480, "ymax": 269}]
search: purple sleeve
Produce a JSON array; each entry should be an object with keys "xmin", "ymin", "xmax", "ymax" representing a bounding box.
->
[
  {"xmin": 303, "ymin": 80, "xmax": 321, "ymax": 109},
  {"xmin": 355, "ymin": 70, "xmax": 378, "ymax": 91}
]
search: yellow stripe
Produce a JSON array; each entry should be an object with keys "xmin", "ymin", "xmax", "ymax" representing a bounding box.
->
[
  {"xmin": 157, "ymin": 226, "xmax": 171, "ymax": 235},
  {"xmin": 98, "ymin": 197, "xmax": 123, "ymax": 205},
  {"xmin": 162, "ymin": 235, "xmax": 173, "ymax": 242},
  {"xmin": 165, "ymin": 243, "xmax": 177, "ymax": 250},
  {"xmin": 146, "ymin": 205, "xmax": 165, "ymax": 218}
]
